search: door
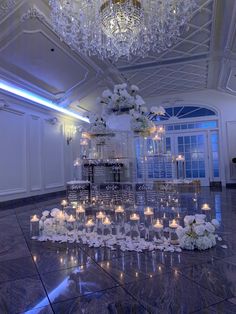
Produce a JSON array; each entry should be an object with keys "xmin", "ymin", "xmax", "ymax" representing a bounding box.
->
[{"xmin": 174, "ymin": 132, "xmax": 210, "ymax": 186}]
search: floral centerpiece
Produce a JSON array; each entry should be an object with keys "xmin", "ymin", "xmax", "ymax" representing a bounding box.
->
[
  {"xmin": 96, "ymin": 83, "xmax": 145, "ymax": 114},
  {"xmin": 176, "ymin": 214, "xmax": 220, "ymax": 250}
]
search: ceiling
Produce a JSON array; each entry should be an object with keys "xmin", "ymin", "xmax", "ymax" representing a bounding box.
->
[{"xmin": 0, "ymin": 0, "xmax": 236, "ymax": 115}]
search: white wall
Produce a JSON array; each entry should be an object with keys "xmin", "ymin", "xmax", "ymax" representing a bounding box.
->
[
  {"xmin": 146, "ymin": 89, "xmax": 236, "ymax": 186},
  {"xmin": 0, "ymin": 92, "xmax": 83, "ymax": 202}
]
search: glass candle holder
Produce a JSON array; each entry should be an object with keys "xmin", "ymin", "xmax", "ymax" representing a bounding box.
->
[
  {"xmin": 66, "ymin": 215, "xmax": 76, "ymax": 233},
  {"xmin": 61, "ymin": 199, "xmax": 68, "ymax": 212},
  {"xmin": 169, "ymin": 219, "xmax": 179, "ymax": 244},
  {"xmin": 56, "ymin": 210, "xmax": 66, "ymax": 235},
  {"xmin": 130, "ymin": 213, "xmax": 140, "ymax": 240},
  {"xmin": 102, "ymin": 216, "xmax": 112, "ymax": 236},
  {"xmin": 76, "ymin": 205, "xmax": 86, "ymax": 231},
  {"xmin": 30, "ymin": 215, "xmax": 40, "ymax": 238},
  {"xmin": 70, "ymin": 201, "xmax": 78, "ymax": 209},
  {"xmin": 201, "ymin": 203, "xmax": 211, "ymax": 219},
  {"xmin": 115, "ymin": 206, "xmax": 125, "ymax": 237},
  {"xmin": 96, "ymin": 211, "xmax": 106, "ymax": 235},
  {"xmin": 85, "ymin": 217, "xmax": 95, "ymax": 233},
  {"xmin": 153, "ymin": 219, "xmax": 164, "ymax": 241},
  {"xmin": 144, "ymin": 207, "xmax": 154, "ymax": 241}
]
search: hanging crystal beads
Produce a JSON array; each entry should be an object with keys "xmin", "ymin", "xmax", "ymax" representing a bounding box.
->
[{"xmin": 49, "ymin": 0, "xmax": 197, "ymax": 60}]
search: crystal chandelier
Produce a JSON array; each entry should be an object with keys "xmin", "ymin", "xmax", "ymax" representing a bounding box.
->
[{"xmin": 49, "ymin": 0, "xmax": 197, "ymax": 60}]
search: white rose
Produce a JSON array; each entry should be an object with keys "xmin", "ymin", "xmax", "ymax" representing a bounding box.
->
[
  {"xmin": 131, "ymin": 85, "xmax": 139, "ymax": 92},
  {"xmin": 195, "ymin": 214, "xmax": 206, "ymax": 224},
  {"xmin": 179, "ymin": 234, "xmax": 195, "ymax": 250},
  {"xmin": 205, "ymin": 222, "xmax": 215, "ymax": 233},
  {"xmin": 102, "ymin": 89, "xmax": 112, "ymax": 98},
  {"xmin": 42, "ymin": 210, "xmax": 50, "ymax": 217},
  {"xmin": 194, "ymin": 224, "xmax": 205, "ymax": 236},
  {"xmin": 176, "ymin": 226, "xmax": 185, "ymax": 238},
  {"xmin": 211, "ymin": 219, "xmax": 220, "ymax": 228},
  {"xmin": 195, "ymin": 236, "xmax": 212, "ymax": 250},
  {"xmin": 51, "ymin": 208, "xmax": 61, "ymax": 217},
  {"xmin": 184, "ymin": 215, "xmax": 195, "ymax": 226}
]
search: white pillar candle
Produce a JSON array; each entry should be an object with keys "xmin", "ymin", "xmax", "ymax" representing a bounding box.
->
[
  {"xmin": 153, "ymin": 219, "xmax": 163, "ymax": 230},
  {"xmin": 61, "ymin": 199, "xmax": 68, "ymax": 207},
  {"xmin": 130, "ymin": 213, "xmax": 140, "ymax": 221},
  {"xmin": 67, "ymin": 215, "xmax": 76, "ymax": 223},
  {"xmin": 96, "ymin": 211, "xmax": 105, "ymax": 219},
  {"xmin": 115, "ymin": 206, "xmax": 125, "ymax": 213},
  {"xmin": 201, "ymin": 203, "xmax": 211, "ymax": 211},
  {"xmin": 144, "ymin": 207, "xmax": 154, "ymax": 216},
  {"xmin": 169, "ymin": 219, "xmax": 179, "ymax": 229},
  {"xmin": 103, "ymin": 216, "xmax": 112, "ymax": 225},
  {"xmin": 30, "ymin": 215, "xmax": 40, "ymax": 238}
]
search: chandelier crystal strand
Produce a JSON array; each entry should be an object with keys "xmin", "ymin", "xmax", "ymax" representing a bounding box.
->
[{"xmin": 49, "ymin": 0, "xmax": 196, "ymax": 60}]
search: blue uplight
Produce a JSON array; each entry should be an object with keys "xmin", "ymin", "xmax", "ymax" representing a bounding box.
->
[{"xmin": 0, "ymin": 80, "xmax": 90, "ymax": 123}]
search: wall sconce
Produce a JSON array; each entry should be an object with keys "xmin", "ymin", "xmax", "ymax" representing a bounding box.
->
[{"xmin": 65, "ymin": 125, "xmax": 77, "ymax": 145}]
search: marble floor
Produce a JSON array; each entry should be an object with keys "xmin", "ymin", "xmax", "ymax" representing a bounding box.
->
[{"xmin": 1, "ymin": 188, "xmax": 236, "ymax": 314}]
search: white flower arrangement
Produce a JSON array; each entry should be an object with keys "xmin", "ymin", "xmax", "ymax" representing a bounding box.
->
[
  {"xmin": 97, "ymin": 83, "xmax": 145, "ymax": 114},
  {"xmin": 176, "ymin": 214, "xmax": 220, "ymax": 250}
]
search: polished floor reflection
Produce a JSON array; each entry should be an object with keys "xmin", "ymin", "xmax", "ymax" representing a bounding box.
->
[{"xmin": 1, "ymin": 188, "xmax": 236, "ymax": 313}]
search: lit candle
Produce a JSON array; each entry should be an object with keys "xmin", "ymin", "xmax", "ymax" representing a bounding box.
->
[
  {"xmin": 201, "ymin": 203, "xmax": 211, "ymax": 211},
  {"xmin": 153, "ymin": 219, "xmax": 163, "ymax": 230},
  {"xmin": 30, "ymin": 215, "xmax": 39, "ymax": 222},
  {"xmin": 71, "ymin": 201, "xmax": 78, "ymax": 208},
  {"xmin": 67, "ymin": 215, "xmax": 76, "ymax": 223},
  {"xmin": 57, "ymin": 210, "xmax": 65, "ymax": 221},
  {"xmin": 169, "ymin": 219, "xmax": 179, "ymax": 229},
  {"xmin": 115, "ymin": 206, "xmax": 125, "ymax": 213},
  {"xmin": 103, "ymin": 216, "xmax": 112, "ymax": 225},
  {"xmin": 96, "ymin": 211, "xmax": 105, "ymax": 219},
  {"xmin": 61, "ymin": 199, "xmax": 68, "ymax": 208},
  {"xmin": 130, "ymin": 213, "xmax": 140, "ymax": 221},
  {"xmin": 30, "ymin": 215, "xmax": 40, "ymax": 238},
  {"xmin": 176, "ymin": 155, "xmax": 185, "ymax": 161},
  {"xmin": 85, "ymin": 219, "xmax": 94, "ymax": 227},
  {"xmin": 76, "ymin": 205, "xmax": 85, "ymax": 213},
  {"xmin": 144, "ymin": 207, "xmax": 154, "ymax": 216}
]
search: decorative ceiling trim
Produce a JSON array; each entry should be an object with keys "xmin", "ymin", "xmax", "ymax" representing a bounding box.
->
[
  {"xmin": 118, "ymin": 54, "xmax": 210, "ymax": 72},
  {"xmin": 20, "ymin": 6, "xmax": 47, "ymax": 23},
  {"xmin": 0, "ymin": 0, "xmax": 17, "ymax": 20}
]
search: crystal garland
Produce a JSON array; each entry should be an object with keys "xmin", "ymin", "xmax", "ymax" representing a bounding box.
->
[{"xmin": 49, "ymin": 0, "xmax": 197, "ymax": 60}]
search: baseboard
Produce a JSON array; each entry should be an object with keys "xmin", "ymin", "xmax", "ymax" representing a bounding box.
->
[{"xmin": 0, "ymin": 190, "xmax": 66, "ymax": 210}]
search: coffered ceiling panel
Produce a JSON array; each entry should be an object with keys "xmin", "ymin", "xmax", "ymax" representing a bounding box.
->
[{"xmin": 0, "ymin": 30, "xmax": 88, "ymax": 95}]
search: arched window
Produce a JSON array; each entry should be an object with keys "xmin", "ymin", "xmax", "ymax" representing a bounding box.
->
[{"xmin": 153, "ymin": 105, "xmax": 217, "ymax": 121}]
